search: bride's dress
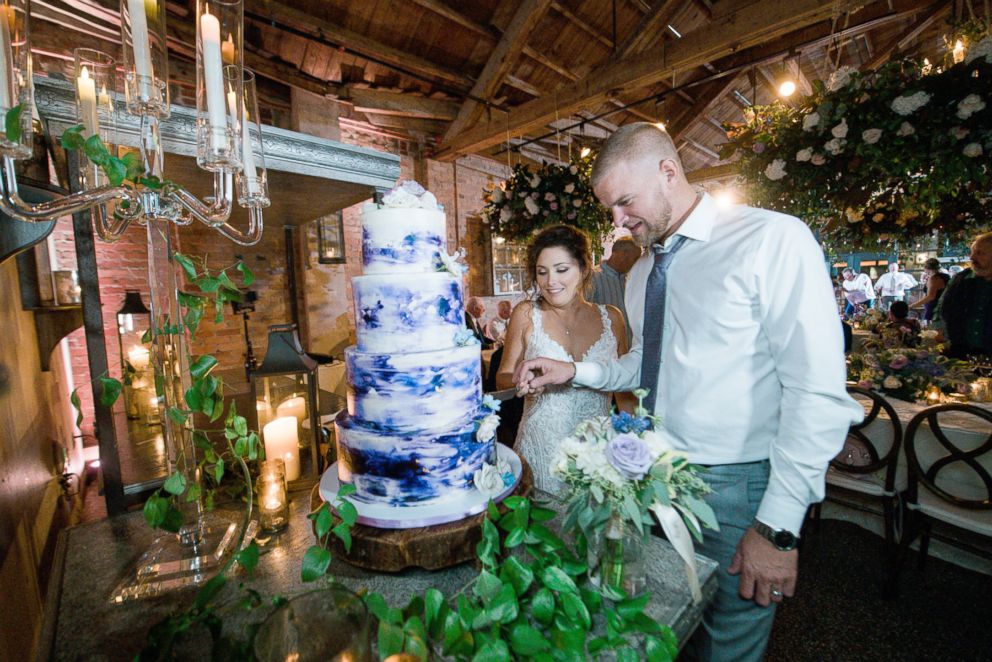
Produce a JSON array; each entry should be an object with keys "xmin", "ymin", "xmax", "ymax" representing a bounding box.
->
[{"xmin": 515, "ymin": 303, "xmax": 617, "ymax": 492}]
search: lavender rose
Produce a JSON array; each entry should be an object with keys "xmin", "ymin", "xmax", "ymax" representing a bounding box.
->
[
  {"xmin": 889, "ymin": 355, "xmax": 909, "ymax": 370},
  {"xmin": 605, "ymin": 433, "xmax": 654, "ymax": 480}
]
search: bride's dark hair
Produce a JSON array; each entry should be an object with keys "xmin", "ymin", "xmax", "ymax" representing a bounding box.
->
[{"xmin": 525, "ymin": 225, "xmax": 593, "ymax": 295}]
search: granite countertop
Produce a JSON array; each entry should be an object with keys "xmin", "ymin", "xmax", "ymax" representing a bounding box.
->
[{"xmin": 40, "ymin": 491, "xmax": 717, "ymax": 661}]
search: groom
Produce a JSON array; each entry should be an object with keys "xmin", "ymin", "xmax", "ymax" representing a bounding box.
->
[{"xmin": 514, "ymin": 123, "xmax": 862, "ymax": 662}]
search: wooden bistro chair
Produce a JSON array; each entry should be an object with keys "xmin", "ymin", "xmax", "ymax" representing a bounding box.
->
[
  {"xmin": 808, "ymin": 386, "xmax": 903, "ymax": 556},
  {"xmin": 891, "ymin": 404, "xmax": 992, "ymax": 589}
]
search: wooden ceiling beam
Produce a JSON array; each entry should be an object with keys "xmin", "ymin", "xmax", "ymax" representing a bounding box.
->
[
  {"xmin": 435, "ymin": 0, "xmax": 857, "ymax": 160},
  {"xmin": 864, "ymin": 0, "xmax": 952, "ymax": 70},
  {"xmin": 682, "ymin": 136, "xmax": 719, "ymax": 159},
  {"xmin": 550, "ymin": 2, "xmax": 613, "ymax": 49},
  {"xmin": 347, "ymin": 87, "xmax": 459, "ymax": 120},
  {"xmin": 406, "ymin": 0, "xmax": 499, "ymax": 40},
  {"xmin": 442, "ymin": 0, "xmax": 552, "ymax": 141},
  {"xmin": 614, "ymin": 0, "xmax": 680, "ymax": 60}
]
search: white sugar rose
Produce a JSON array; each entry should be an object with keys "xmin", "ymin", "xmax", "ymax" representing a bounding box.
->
[
  {"xmin": 831, "ymin": 119, "xmax": 849, "ymax": 139},
  {"xmin": 476, "ymin": 414, "xmax": 499, "ymax": 442},
  {"xmin": 473, "ymin": 463, "xmax": 505, "ymax": 497},
  {"xmin": 795, "ymin": 148, "xmax": 813, "ymax": 162},
  {"xmin": 891, "ymin": 91, "xmax": 931, "ymax": 116},
  {"xmin": 896, "ymin": 122, "xmax": 915, "ymax": 137},
  {"xmin": 764, "ymin": 159, "xmax": 787, "ymax": 181},
  {"xmin": 963, "ymin": 142, "xmax": 983, "ymax": 158},
  {"xmin": 862, "ymin": 128, "xmax": 882, "ymax": 144},
  {"xmin": 957, "ymin": 94, "xmax": 986, "ymax": 120},
  {"xmin": 802, "ymin": 112, "xmax": 820, "ymax": 132}
]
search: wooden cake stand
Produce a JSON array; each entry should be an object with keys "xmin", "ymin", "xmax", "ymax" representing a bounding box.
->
[{"xmin": 309, "ymin": 457, "xmax": 533, "ymax": 572}]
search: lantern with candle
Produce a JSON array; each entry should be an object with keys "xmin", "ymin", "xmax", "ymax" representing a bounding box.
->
[
  {"xmin": 251, "ymin": 324, "xmax": 322, "ymax": 485},
  {"xmin": 195, "ymin": 0, "xmax": 242, "ymax": 171},
  {"xmin": 116, "ymin": 290, "xmax": 153, "ymax": 421}
]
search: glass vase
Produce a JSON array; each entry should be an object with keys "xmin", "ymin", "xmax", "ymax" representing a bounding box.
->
[{"xmin": 589, "ymin": 514, "xmax": 647, "ymax": 596}]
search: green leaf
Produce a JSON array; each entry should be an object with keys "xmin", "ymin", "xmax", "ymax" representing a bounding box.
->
[
  {"xmin": 197, "ymin": 275, "xmax": 221, "ymax": 293},
  {"xmin": 561, "ymin": 591, "xmax": 591, "ymax": 630},
  {"xmin": 104, "ymin": 156, "xmax": 127, "ymax": 186},
  {"xmin": 174, "ymin": 253, "xmax": 198, "ymax": 281},
  {"xmin": 184, "ymin": 385, "xmax": 203, "ymax": 413},
  {"xmin": 167, "ymin": 407, "xmax": 188, "ymax": 424},
  {"xmin": 684, "ymin": 494, "xmax": 719, "ymax": 532},
  {"xmin": 616, "ymin": 646, "xmax": 640, "ymax": 662},
  {"xmin": 70, "ymin": 388, "xmax": 83, "ymax": 427},
  {"xmin": 314, "ymin": 504, "xmax": 332, "ymax": 538},
  {"xmin": 509, "ymin": 623, "xmax": 549, "ymax": 656},
  {"xmin": 645, "ymin": 635, "xmax": 674, "ymax": 662},
  {"xmin": 183, "ymin": 305, "xmax": 204, "ymax": 338},
  {"xmin": 59, "ymin": 123, "xmax": 85, "ymax": 151},
  {"xmin": 504, "ymin": 526, "xmax": 526, "ymax": 548},
  {"xmin": 189, "ymin": 355, "xmax": 219, "ymax": 379},
  {"xmin": 377, "ymin": 620, "xmax": 404, "ymax": 659},
  {"xmin": 121, "ymin": 151, "xmax": 144, "ymax": 181},
  {"xmin": 235, "ymin": 541, "xmax": 260, "ymax": 575},
  {"xmin": 185, "ymin": 483, "xmax": 202, "ymax": 503},
  {"xmin": 300, "ymin": 545, "xmax": 331, "ymax": 582},
  {"xmin": 338, "ymin": 483, "xmax": 357, "ymax": 497},
  {"xmin": 237, "ymin": 261, "xmax": 255, "ymax": 286},
  {"xmin": 193, "ymin": 573, "xmax": 227, "ymax": 611},
  {"xmin": 98, "ymin": 376, "xmax": 123, "ymax": 407},
  {"xmin": 424, "ymin": 588, "xmax": 445, "ymax": 635},
  {"xmin": 143, "ymin": 492, "xmax": 169, "ymax": 528},
  {"xmin": 162, "ymin": 471, "xmax": 187, "ymax": 496},
  {"xmin": 161, "ymin": 503, "xmax": 184, "ymax": 533},
  {"xmin": 363, "ymin": 592, "xmax": 391, "ymax": 622},
  {"xmin": 337, "ymin": 499, "xmax": 358, "ymax": 527},
  {"xmin": 473, "ymin": 570, "xmax": 503, "ymax": 604},
  {"xmin": 139, "ymin": 175, "xmax": 164, "ymax": 190},
  {"xmin": 471, "ymin": 639, "xmax": 511, "ymax": 662},
  {"xmin": 504, "ymin": 495, "xmax": 526, "ymax": 510},
  {"xmin": 500, "ymin": 556, "xmax": 534, "ymax": 596},
  {"xmin": 217, "ymin": 269, "xmax": 240, "ymax": 293},
  {"xmin": 4, "ymin": 104, "xmax": 24, "ymax": 142},
  {"xmin": 541, "ymin": 566, "xmax": 579, "ymax": 594},
  {"xmin": 83, "ymin": 134, "xmax": 112, "ymax": 166},
  {"xmin": 617, "ymin": 593, "xmax": 651, "ymax": 621},
  {"xmin": 141, "ymin": 328, "xmax": 153, "ymax": 343},
  {"xmin": 402, "ymin": 616, "xmax": 428, "ymax": 660},
  {"xmin": 530, "ymin": 505, "xmax": 556, "ymax": 522},
  {"xmin": 530, "ymin": 587, "xmax": 555, "ymax": 625},
  {"xmin": 212, "ymin": 458, "xmax": 225, "ymax": 483}
]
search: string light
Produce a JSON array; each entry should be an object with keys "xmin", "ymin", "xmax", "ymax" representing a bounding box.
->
[{"xmin": 778, "ymin": 80, "xmax": 796, "ymax": 97}]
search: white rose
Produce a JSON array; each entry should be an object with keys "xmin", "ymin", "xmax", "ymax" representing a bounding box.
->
[
  {"xmin": 827, "ymin": 66, "xmax": 855, "ymax": 92},
  {"xmin": 950, "ymin": 126, "xmax": 970, "ymax": 140},
  {"xmin": 825, "ymin": 138, "xmax": 846, "ymax": 155},
  {"xmin": 529, "ymin": 175, "xmax": 541, "ymax": 188},
  {"xmin": 499, "ymin": 207, "xmax": 512, "ymax": 222},
  {"xmin": 473, "ymin": 463, "xmax": 505, "ymax": 498},
  {"xmin": 764, "ymin": 159, "xmax": 787, "ymax": 181},
  {"xmin": 891, "ymin": 91, "xmax": 931, "ymax": 116},
  {"xmin": 641, "ymin": 428, "xmax": 675, "ymax": 460},
  {"xmin": 476, "ymin": 414, "xmax": 499, "ymax": 442},
  {"xmin": 572, "ymin": 198, "xmax": 582, "ymax": 208},
  {"xmin": 802, "ymin": 112, "xmax": 820, "ymax": 132},
  {"xmin": 882, "ymin": 375, "xmax": 902, "ymax": 389},
  {"xmin": 831, "ymin": 119, "xmax": 849, "ymax": 139},
  {"xmin": 862, "ymin": 128, "xmax": 882, "ymax": 144},
  {"xmin": 957, "ymin": 94, "xmax": 986, "ymax": 119},
  {"xmin": 896, "ymin": 122, "xmax": 915, "ymax": 137},
  {"xmin": 569, "ymin": 165, "xmax": 578, "ymax": 175},
  {"xmin": 963, "ymin": 142, "xmax": 983, "ymax": 158},
  {"xmin": 965, "ymin": 35, "xmax": 992, "ymax": 64},
  {"xmin": 524, "ymin": 197, "xmax": 540, "ymax": 216},
  {"xmin": 795, "ymin": 148, "xmax": 813, "ymax": 162}
]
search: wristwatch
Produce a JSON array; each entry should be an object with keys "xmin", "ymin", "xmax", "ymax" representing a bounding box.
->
[{"xmin": 751, "ymin": 519, "xmax": 799, "ymax": 551}]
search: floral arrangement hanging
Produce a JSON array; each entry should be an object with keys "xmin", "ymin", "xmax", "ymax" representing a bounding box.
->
[
  {"xmin": 481, "ymin": 156, "xmax": 612, "ymax": 243},
  {"xmin": 722, "ymin": 31, "xmax": 992, "ymax": 248}
]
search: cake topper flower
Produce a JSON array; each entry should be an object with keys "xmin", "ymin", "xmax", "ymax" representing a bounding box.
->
[{"xmin": 381, "ymin": 179, "xmax": 441, "ymax": 210}]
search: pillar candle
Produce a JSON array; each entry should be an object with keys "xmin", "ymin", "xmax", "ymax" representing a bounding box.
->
[
  {"xmin": 276, "ymin": 395, "xmax": 306, "ymax": 422},
  {"xmin": 0, "ymin": 5, "xmax": 13, "ymax": 109},
  {"xmin": 263, "ymin": 416, "xmax": 300, "ymax": 481},
  {"xmin": 127, "ymin": 0, "xmax": 154, "ymax": 100},
  {"xmin": 221, "ymin": 34, "xmax": 235, "ymax": 64},
  {"xmin": 76, "ymin": 66, "xmax": 99, "ymax": 137},
  {"xmin": 227, "ymin": 86, "xmax": 259, "ymax": 195},
  {"xmin": 200, "ymin": 7, "xmax": 228, "ymax": 151}
]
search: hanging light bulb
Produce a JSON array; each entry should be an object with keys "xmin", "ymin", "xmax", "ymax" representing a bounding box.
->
[
  {"xmin": 580, "ymin": 146, "xmax": 591, "ymax": 158},
  {"xmin": 778, "ymin": 79, "xmax": 796, "ymax": 97},
  {"xmin": 952, "ymin": 39, "xmax": 966, "ymax": 64},
  {"xmin": 654, "ymin": 121, "xmax": 666, "ymax": 132}
]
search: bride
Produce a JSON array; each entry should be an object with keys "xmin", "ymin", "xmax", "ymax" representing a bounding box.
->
[{"xmin": 496, "ymin": 225, "xmax": 629, "ymax": 491}]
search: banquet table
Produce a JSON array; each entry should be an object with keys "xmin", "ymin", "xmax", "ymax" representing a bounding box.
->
[{"xmin": 39, "ymin": 489, "xmax": 718, "ymax": 660}]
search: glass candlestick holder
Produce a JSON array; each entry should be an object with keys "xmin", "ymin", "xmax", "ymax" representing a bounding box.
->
[
  {"xmin": 257, "ymin": 459, "xmax": 288, "ymax": 532},
  {"xmin": 72, "ymin": 48, "xmax": 117, "ymax": 193},
  {"xmin": 235, "ymin": 68, "xmax": 269, "ymax": 207},
  {"xmin": 195, "ymin": 0, "xmax": 242, "ymax": 171},
  {"xmin": 120, "ymin": 0, "xmax": 169, "ymax": 117},
  {"xmin": 0, "ymin": 0, "xmax": 34, "ymax": 159}
]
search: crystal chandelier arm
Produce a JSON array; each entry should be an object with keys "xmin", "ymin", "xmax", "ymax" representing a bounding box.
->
[
  {"xmin": 0, "ymin": 156, "xmax": 142, "ymax": 223},
  {"xmin": 169, "ymin": 169, "xmax": 233, "ymax": 227},
  {"xmin": 213, "ymin": 204, "xmax": 262, "ymax": 246},
  {"xmin": 91, "ymin": 203, "xmax": 136, "ymax": 242}
]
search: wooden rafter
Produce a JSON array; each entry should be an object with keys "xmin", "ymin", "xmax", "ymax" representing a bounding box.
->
[
  {"xmin": 347, "ymin": 88, "xmax": 459, "ymax": 121},
  {"xmin": 864, "ymin": 0, "xmax": 953, "ymax": 70},
  {"xmin": 442, "ymin": 0, "xmax": 553, "ymax": 142},
  {"xmin": 614, "ymin": 0, "xmax": 681, "ymax": 60},
  {"xmin": 549, "ymin": 2, "xmax": 613, "ymax": 49}
]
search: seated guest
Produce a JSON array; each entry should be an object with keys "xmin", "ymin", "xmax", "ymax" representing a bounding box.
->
[
  {"xmin": 911, "ymin": 257, "xmax": 949, "ymax": 322},
  {"xmin": 486, "ymin": 300, "xmax": 512, "ymax": 346},
  {"xmin": 465, "ymin": 296, "xmax": 495, "ymax": 349},
  {"xmin": 885, "ymin": 300, "xmax": 920, "ymax": 340},
  {"xmin": 935, "ymin": 233, "xmax": 992, "ymax": 359}
]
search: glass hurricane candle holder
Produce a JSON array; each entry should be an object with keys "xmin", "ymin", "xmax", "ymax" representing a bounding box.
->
[
  {"xmin": 235, "ymin": 68, "xmax": 268, "ymax": 207},
  {"xmin": 0, "ymin": 0, "xmax": 34, "ymax": 159},
  {"xmin": 120, "ymin": 0, "xmax": 169, "ymax": 117},
  {"xmin": 195, "ymin": 0, "xmax": 242, "ymax": 171},
  {"xmin": 257, "ymin": 459, "xmax": 288, "ymax": 532},
  {"xmin": 73, "ymin": 48, "xmax": 117, "ymax": 193}
]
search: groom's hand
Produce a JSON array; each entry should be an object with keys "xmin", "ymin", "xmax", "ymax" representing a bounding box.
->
[{"xmin": 513, "ymin": 358, "xmax": 576, "ymax": 395}]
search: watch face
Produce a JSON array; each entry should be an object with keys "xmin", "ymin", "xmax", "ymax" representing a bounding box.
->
[{"xmin": 774, "ymin": 530, "xmax": 797, "ymax": 549}]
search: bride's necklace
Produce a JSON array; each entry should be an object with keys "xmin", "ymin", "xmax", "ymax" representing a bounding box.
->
[{"xmin": 546, "ymin": 304, "xmax": 580, "ymax": 336}]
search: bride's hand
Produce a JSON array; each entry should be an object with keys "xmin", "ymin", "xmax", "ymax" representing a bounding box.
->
[{"xmin": 514, "ymin": 357, "xmax": 576, "ymax": 394}]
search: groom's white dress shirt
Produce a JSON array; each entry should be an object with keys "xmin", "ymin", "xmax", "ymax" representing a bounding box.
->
[{"xmin": 573, "ymin": 194, "xmax": 863, "ymax": 534}]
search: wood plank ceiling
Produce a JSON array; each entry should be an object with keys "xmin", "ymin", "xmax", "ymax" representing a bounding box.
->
[{"xmin": 31, "ymin": 0, "xmax": 987, "ymax": 175}]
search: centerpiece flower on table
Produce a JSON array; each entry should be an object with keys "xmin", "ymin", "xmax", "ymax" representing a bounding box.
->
[{"xmin": 552, "ymin": 390, "xmax": 717, "ymax": 600}]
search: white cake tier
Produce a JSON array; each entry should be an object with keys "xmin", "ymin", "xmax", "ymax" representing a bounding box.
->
[
  {"xmin": 345, "ymin": 344, "xmax": 481, "ymax": 434},
  {"xmin": 353, "ymin": 272, "xmax": 465, "ymax": 353},
  {"xmin": 334, "ymin": 410, "xmax": 495, "ymax": 506},
  {"xmin": 361, "ymin": 204, "xmax": 447, "ymax": 274}
]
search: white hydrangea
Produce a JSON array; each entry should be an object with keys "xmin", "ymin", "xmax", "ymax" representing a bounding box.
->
[
  {"xmin": 831, "ymin": 118, "xmax": 849, "ymax": 139},
  {"xmin": 963, "ymin": 142, "xmax": 983, "ymax": 158},
  {"xmin": 795, "ymin": 147, "xmax": 813, "ymax": 162},
  {"xmin": 891, "ymin": 91, "xmax": 931, "ymax": 116},
  {"xmin": 802, "ymin": 112, "xmax": 820, "ymax": 132},
  {"xmin": 882, "ymin": 375, "xmax": 902, "ymax": 389},
  {"xmin": 956, "ymin": 94, "xmax": 986, "ymax": 120},
  {"xmin": 827, "ymin": 66, "xmax": 856, "ymax": 92},
  {"xmin": 965, "ymin": 35, "xmax": 992, "ymax": 64},
  {"xmin": 896, "ymin": 121, "xmax": 915, "ymax": 137},
  {"xmin": 764, "ymin": 159, "xmax": 787, "ymax": 181},
  {"xmin": 824, "ymin": 137, "xmax": 846, "ymax": 155},
  {"xmin": 862, "ymin": 128, "xmax": 882, "ymax": 144}
]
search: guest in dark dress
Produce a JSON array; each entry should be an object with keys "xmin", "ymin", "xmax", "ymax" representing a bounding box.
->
[
  {"xmin": 885, "ymin": 301, "xmax": 920, "ymax": 342},
  {"xmin": 911, "ymin": 258, "xmax": 949, "ymax": 322},
  {"xmin": 935, "ymin": 234, "xmax": 992, "ymax": 359}
]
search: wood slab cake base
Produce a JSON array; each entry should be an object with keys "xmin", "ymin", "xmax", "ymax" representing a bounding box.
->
[{"xmin": 309, "ymin": 456, "xmax": 533, "ymax": 572}]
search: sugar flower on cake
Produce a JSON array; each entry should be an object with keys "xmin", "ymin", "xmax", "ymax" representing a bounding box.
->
[
  {"xmin": 453, "ymin": 328, "xmax": 479, "ymax": 346},
  {"xmin": 381, "ymin": 179, "xmax": 440, "ymax": 210},
  {"xmin": 473, "ymin": 462, "xmax": 506, "ymax": 498},
  {"xmin": 435, "ymin": 247, "xmax": 466, "ymax": 276},
  {"xmin": 476, "ymin": 413, "xmax": 500, "ymax": 443},
  {"xmin": 481, "ymin": 393, "xmax": 502, "ymax": 413}
]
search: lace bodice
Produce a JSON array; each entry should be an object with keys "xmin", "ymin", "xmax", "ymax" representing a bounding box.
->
[{"xmin": 515, "ymin": 303, "xmax": 617, "ymax": 492}]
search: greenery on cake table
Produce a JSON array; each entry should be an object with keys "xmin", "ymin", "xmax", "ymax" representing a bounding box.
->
[
  {"xmin": 721, "ymin": 29, "xmax": 992, "ymax": 248},
  {"xmin": 481, "ymin": 155, "xmax": 612, "ymax": 244}
]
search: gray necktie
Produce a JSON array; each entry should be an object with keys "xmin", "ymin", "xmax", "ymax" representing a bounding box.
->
[{"xmin": 640, "ymin": 235, "xmax": 689, "ymax": 413}]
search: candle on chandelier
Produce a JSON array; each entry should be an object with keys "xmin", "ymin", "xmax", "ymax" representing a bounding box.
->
[
  {"xmin": 221, "ymin": 33, "xmax": 235, "ymax": 64},
  {"xmin": 227, "ymin": 85, "xmax": 259, "ymax": 195},
  {"xmin": 0, "ymin": 5, "xmax": 15, "ymax": 109},
  {"xmin": 200, "ymin": 7, "xmax": 228, "ymax": 151},
  {"xmin": 127, "ymin": 0, "xmax": 154, "ymax": 100},
  {"xmin": 77, "ymin": 66, "xmax": 99, "ymax": 137}
]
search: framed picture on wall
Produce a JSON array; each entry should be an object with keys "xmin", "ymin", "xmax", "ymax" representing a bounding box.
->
[{"xmin": 317, "ymin": 212, "xmax": 346, "ymax": 264}]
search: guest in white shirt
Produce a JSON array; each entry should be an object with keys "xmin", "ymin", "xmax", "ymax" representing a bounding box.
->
[
  {"xmin": 486, "ymin": 300, "xmax": 513, "ymax": 346},
  {"xmin": 514, "ymin": 123, "xmax": 862, "ymax": 662},
  {"xmin": 874, "ymin": 262, "xmax": 918, "ymax": 310},
  {"xmin": 841, "ymin": 267, "xmax": 876, "ymax": 318}
]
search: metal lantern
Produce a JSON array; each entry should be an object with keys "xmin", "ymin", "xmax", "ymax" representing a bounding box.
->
[
  {"xmin": 251, "ymin": 324, "xmax": 321, "ymax": 485},
  {"xmin": 116, "ymin": 290, "xmax": 156, "ymax": 423}
]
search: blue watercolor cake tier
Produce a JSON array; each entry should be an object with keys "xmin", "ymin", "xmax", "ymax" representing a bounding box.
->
[
  {"xmin": 334, "ymin": 410, "xmax": 496, "ymax": 505},
  {"xmin": 345, "ymin": 344, "xmax": 482, "ymax": 434},
  {"xmin": 361, "ymin": 205, "xmax": 446, "ymax": 275},
  {"xmin": 352, "ymin": 272, "xmax": 465, "ymax": 353}
]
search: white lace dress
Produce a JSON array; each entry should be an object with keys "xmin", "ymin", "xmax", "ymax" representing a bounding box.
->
[{"xmin": 515, "ymin": 303, "xmax": 617, "ymax": 492}]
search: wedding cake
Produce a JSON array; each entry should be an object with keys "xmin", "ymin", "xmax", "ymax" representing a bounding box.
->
[{"xmin": 330, "ymin": 181, "xmax": 514, "ymax": 527}]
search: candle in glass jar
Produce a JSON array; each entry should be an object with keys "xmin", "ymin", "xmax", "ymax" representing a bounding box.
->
[
  {"xmin": 263, "ymin": 416, "xmax": 300, "ymax": 481},
  {"xmin": 221, "ymin": 33, "xmax": 235, "ymax": 64},
  {"xmin": 256, "ymin": 398, "xmax": 273, "ymax": 428},
  {"xmin": 200, "ymin": 6, "xmax": 228, "ymax": 151},
  {"xmin": 276, "ymin": 395, "xmax": 306, "ymax": 422},
  {"xmin": 127, "ymin": 0, "xmax": 154, "ymax": 100},
  {"xmin": 77, "ymin": 66, "xmax": 99, "ymax": 137},
  {"xmin": 226, "ymin": 85, "xmax": 259, "ymax": 195},
  {"xmin": 257, "ymin": 459, "xmax": 288, "ymax": 531},
  {"xmin": 0, "ymin": 5, "xmax": 14, "ymax": 109}
]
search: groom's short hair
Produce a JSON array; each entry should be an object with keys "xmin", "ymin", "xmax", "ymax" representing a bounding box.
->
[{"xmin": 591, "ymin": 123, "xmax": 682, "ymax": 187}]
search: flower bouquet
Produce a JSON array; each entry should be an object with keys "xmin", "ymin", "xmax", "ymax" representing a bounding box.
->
[{"xmin": 553, "ymin": 391, "xmax": 717, "ymax": 600}]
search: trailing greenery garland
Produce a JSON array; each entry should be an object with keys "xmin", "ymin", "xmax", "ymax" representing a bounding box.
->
[{"xmin": 721, "ymin": 34, "xmax": 992, "ymax": 248}]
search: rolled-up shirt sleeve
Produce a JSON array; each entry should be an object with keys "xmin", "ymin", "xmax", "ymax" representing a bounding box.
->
[{"xmin": 754, "ymin": 220, "xmax": 864, "ymax": 533}]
